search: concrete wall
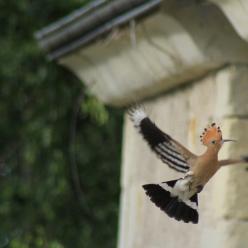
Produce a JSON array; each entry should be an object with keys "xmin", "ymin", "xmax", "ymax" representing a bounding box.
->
[
  {"xmin": 59, "ymin": 2, "xmax": 248, "ymax": 106},
  {"xmin": 118, "ymin": 65, "xmax": 248, "ymax": 248},
  {"xmin": 39, "ymin": 1, "xmax": 248, "ymax": 247}
]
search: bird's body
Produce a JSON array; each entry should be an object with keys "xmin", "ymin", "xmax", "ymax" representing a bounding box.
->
[
  {"xmin": 192, "ymin": 149, "xmax": 219, "ymax": 186},
  {"xmin": 172, "ymin": 153, "xmax": 219, "ymax": 201},
  {"xmin": 128, "ymin": 106, "xmax": 248, "ymax": 224}
]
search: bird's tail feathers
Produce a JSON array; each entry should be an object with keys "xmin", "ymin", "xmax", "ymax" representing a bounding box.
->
[{"xmin": 143, "ymin": 179, "xmax": 199, "ymax": 224}]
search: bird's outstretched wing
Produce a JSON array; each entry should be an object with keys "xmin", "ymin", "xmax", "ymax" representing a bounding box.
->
[
  {"xmin": 219, "ymin": 156, "xmax": 248, "ymax": 166},
  {"xmin": 128, "ymin": 107, "xmax": 196, "ymax": 173}
]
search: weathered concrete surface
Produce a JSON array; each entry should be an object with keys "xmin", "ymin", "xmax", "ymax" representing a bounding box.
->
[
  {"xmin": 215, "ymin": 66, "xmax": 248, "ymax": 117},
  {"xmin": 59, "ymin": 3, "xmax": 248, "ymax": 106},
  {"xmin": 59, "ymin": 13, "xmax": 219, "ymax": 106},
  {"xmin": 210, "ymin": 0, "xmax": 248, "ymax": 42},
  {"xmin": 118, "ymin": 66, "xmax": 248, "ymax": 248},
  {"xmin": 213, "ymin": 118, "xmax": 248, "ymax": 219}
]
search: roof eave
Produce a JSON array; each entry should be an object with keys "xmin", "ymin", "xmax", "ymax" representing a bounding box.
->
[{"xmin": 35, "ymin": 0, "xmax": 161, "ymax": 60}]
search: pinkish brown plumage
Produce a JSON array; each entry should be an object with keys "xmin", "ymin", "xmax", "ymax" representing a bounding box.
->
[{"xmin": 128, "ymin": 106, "xmax": 248, "ymax": 224}]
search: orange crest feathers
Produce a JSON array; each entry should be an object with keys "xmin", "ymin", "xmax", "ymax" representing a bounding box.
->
[{"xmin": 200, "ymin": 123, "xmax": 222, "ymax": 145}]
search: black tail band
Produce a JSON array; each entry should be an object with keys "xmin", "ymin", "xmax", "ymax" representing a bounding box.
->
[{"xmin": 143, "ymin": 181, "xmax": 199, "ymax": 224}]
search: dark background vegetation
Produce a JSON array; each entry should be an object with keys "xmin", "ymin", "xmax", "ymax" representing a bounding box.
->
[{"xmin": 0, "ymin": 0, "xmax": 123, "ymax": 247}]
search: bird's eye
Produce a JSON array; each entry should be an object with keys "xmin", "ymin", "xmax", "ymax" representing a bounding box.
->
[{"xmin": 211, "ymin": 140, "xmax": 216, "ymax": 144}]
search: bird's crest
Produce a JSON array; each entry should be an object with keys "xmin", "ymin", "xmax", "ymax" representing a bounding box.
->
[{"xmin": 200, "ymin": 123, "xmax": 222, "ymax": 145}]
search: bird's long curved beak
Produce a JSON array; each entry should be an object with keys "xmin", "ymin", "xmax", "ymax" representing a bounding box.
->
[{"xmin": 222, "ymin": 139, "xmax": 237, "ymax": 143}]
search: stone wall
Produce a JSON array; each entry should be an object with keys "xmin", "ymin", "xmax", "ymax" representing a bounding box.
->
[{"xmin": 118, "ymin": 65, "xmax": 248, "ymax": 248}]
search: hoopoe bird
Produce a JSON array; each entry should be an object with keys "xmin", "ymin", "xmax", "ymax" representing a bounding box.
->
[{"xmin": 128, "ymin": 106, "xmax": 248, "ymax": 224}]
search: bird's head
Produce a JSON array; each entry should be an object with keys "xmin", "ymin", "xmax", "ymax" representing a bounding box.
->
[{"xmin": 200, "ymin": 123, "xmax": 235, "ymax": 151}]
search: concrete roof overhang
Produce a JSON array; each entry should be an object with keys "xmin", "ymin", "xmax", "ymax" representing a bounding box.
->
[{"xmin": 36, "ymin": 0, "xmax": 248, "ymax": 106}]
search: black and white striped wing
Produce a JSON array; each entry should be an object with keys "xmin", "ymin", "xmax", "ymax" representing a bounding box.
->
[{"xmin": 128, "ymin": 107, "xmax": 192, "ymax": 173}]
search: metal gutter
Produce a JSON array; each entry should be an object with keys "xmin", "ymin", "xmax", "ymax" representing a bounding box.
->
[
  {"xmin": 35, "ymin": 0, "xmax": 161, "ymax": 60},
  {"xmin": 36, "ymin": 0, "xmax": 108, "ymax": 38}
]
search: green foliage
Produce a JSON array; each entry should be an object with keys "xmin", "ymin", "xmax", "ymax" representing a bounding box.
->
[
  {"xmin": 81, "ymin": 96, "xmax": 109, "ymax": 125},
  {"xmin": 0, "ymin": 1, "xmax": 123, "ymax": 247}
]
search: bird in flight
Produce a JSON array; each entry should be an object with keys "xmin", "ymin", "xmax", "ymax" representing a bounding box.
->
[{"xmin": 128, "ymin": 106, "xmax": 248, "ymax": 224}]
